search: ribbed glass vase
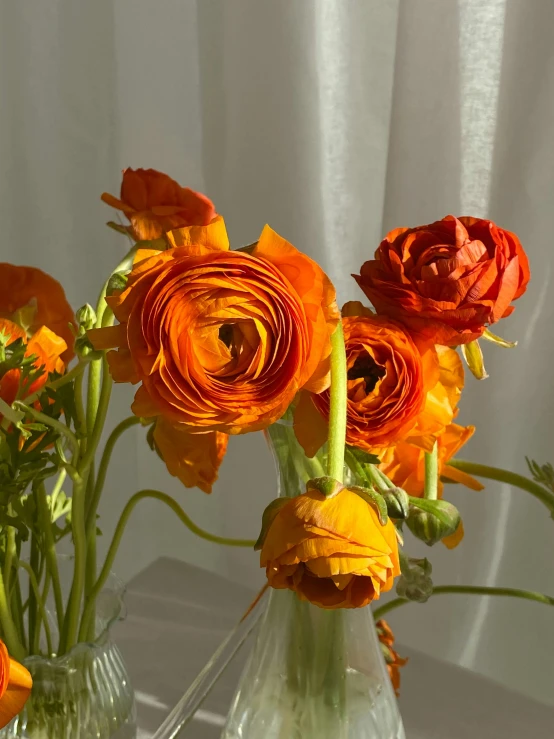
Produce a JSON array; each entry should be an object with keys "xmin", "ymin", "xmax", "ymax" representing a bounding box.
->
[
  {"xmin": 222, "ymin": 420, "xmax": 406, "ymax": 739},
  {"xmin": 0, "ymin": 572, "xmax": 136, "ymax": 739}
]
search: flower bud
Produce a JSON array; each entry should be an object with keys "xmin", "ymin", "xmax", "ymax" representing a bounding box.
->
[
  {"xmin": 382, "ymin": 487, "xmax": 410, "ymax": 520},
  {"xmin": 76, "ymin": 304, "xmax": 97, "ymax": 331},
  {"xmin": 406, "ymin": 498, "xmax": 460, "ymax": 546},
  {"xmin": 396, "ymin": 556, "xmax": 433, "ymax": 603}
]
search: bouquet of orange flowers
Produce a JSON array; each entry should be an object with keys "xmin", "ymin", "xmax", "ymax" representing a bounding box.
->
[{"xmin": 0, "ymin": 167, "xmax": 550, "ymax": 738}]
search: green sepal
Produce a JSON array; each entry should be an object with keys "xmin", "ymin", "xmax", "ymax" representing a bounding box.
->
[
  {"xmin": 306, "ymin": 476, "xmax": 344, "ymax": 499},
  {"xmin": 461, "ymin": 339, "xmax": 488, "ymax": 380},
  {"xmin": 482, "ymin": 328, "xmax": 517, "ymax": 348},
  {"xmin": 254, "ymin": 498, "xmax": 289, "ymax": 551},
  {"xmin": 382, "ymin": 487, "xmax": 410, "ymax": 519},
  {"xmin": 107, "ymin": 272, "xmax": 129, "ymax": 296},
  {"xmin": 349, "ymin": 485, "xmax": 388, "ymax": 525}
]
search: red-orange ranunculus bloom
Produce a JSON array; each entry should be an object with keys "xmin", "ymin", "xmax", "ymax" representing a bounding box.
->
[
  {"xmin": 101, "ymin": 168, "xmax": 216, "ymax": 242},
  {"xmin": 0, "ymin": 265, "xmax": 75, "ymax": 363},
  {"xmin": 355, "ymin": 216, "xmax": 530, "ymax": 346},
  {"xmin": 294, "ymin": 304, "xmax": 439, "ymax": 456},
  {"xmin": 89, "ymin": 220, "xmax": 338, "ymax": 490},
  {"xmin": 260, "ymin": 486, "xmax": 400, "ymax": 608},
  {"xmin": 152, "ymin": 416, "xmax": 228, "ymax": 494},
  {"xmin": 376, "ymin": 619, "xmax": 407, "ymax": 697},
  {"xmin": 0, "ymin": 640, "xmax": 32, "ymax": 729},
  {"xmin": 0, "ymin": 320, "xmax": 67, "ymax": 406}
]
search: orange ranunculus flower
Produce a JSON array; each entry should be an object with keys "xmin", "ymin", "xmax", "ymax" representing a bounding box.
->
[
  {"xmin": 294, "ymin": 304, "xmax": 439, "ymax": 456},
  {"xmin": 0, "ymin": 265, "xmax": 75, "ymax": 363},
  {"xmin": 89, "ymin": 221, "xmax": 338, "ymax": 488},
  {"xmin": 0, "ymin": 320, "xmax": 67, "ymax": 406},
  {"xmin": 355, "ymin": 216, "xmax": 530, "ymax": 346},
  {"xmin": 260, "ymin": 486, "xmax": 400, "ymax": 608},
  {"xmin": 0, "ymin": 640, "xmax": 32, "ymax": 729},
  {"xmin": 152, "ymin": 416, "xmax": 228, "ymax": 494},
  {"xmin": 101, "ymin": 168, "xmax": 216, "ymax": 242},
  {"xmin": 376, "ymin": 619, "xmax": 407, "ymax": 697}
]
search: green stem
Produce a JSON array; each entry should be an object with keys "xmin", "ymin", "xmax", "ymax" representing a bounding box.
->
[
  {"xmin": 59, "ymin": 479, "xmax": 86, "ymax": 654},
  {"xmin": 85, "ymin": 416, "xmax": 141, "ymax": 529},
  {"xmin": 27, "ymin": 536, "xmax": 39, "ymax": 656},
  {"xmin": 78, "ymin": 489, "xmax": 256, "ymax": 642},
  {"xmin": 79, "ymin": 356, "xmax": 112, "ymax": 474},
  {"xmin": 19, "ymin": 562, "xmax": 53, "ymax": 656},
  {"xmin": 373, "ymin": 585, "xmax": 554, "ymax": 620},
  {"xmin": 4, "ymin": 526, "xmax": 16, "ymax": 595},
  {"xmin": 74, "ymin": 369, "xmax": 87, "ymax": 440},
  {"xmin": 36, "ymin": 481, "xmax": 64, "ymax": 637},
  {"xmin": 424, "ymin": 441, "xmax": 438, "ymax": 500},
  {"xmin": 0, "ymin": 568, "xmax": 25, "ymax": 661},
  {"xmin": 328, "ymin": 322, "xmax": 347, "ymax": 484},
  {"xmin": 448, "ymin": 459, "xmax": 554, "ymax": 514}
]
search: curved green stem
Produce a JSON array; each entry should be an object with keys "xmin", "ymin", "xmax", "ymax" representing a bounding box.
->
[
  {"xmin": 448, "ymin": 459, "xmax": 554, "ymax": 513},
  {"xmin": 373, "ymin": 585, "xmax": 554, "ymax": 620},
  {"xmin": 19, "ymin": 562, "xmax": 53, "ymax": 656},
  {"xmin": 78, "ymin": 489, "xmax": 256, "ymax": 642},
  {"xmin": 85, "ymin": 416, "xmax": 141, "ymax": 530},
  {"xmin": 424, "ymin": 441, "xmax": 438, "ymax": 500},
  {"xmin": 328, "ymin": 322, "xmax": 347, "ymax": 484}
]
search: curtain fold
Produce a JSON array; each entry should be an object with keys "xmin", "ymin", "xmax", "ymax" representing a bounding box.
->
[{"xmin": 1, "ymin": 0, "xmax": 552, "ymax": 705}]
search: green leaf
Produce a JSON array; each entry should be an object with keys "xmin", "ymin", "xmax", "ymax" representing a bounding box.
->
[
  {"xmin": 526, "ymin": 457, "xmax": 554, "ymax": 493},
  {"xmin": 346, "ymin": 445, "xmax": 381, "ymax": 466}
]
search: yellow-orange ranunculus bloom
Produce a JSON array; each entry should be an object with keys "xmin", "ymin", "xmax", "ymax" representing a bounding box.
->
[
  {"xmin": 0, "ymin": 320, "xmax": 67, "ymax": 406},
  {"xmin": 0, "ymin": 265, "xmax": 75, "ymax": 363},
  {"xmin": 260, "ymin": 486, "xmax": 400, "ymax": 608},
  {"xmin": 152, "ymin": 416, "xmax": 228, "ymax": 494},
  {"xmin": 376, "ymin": 619, "xmax": 407, "ymax": 697},
  {"xmin": 0, "ymin": 640, "xmax": 32, "ymax": 729},
  {"xmin": 89, "ymin": 220, "xmax": 338, "ymax": 491},
  {"xmin": 101, "ymin": 168, "xmax": 216, "ymax": 242}
]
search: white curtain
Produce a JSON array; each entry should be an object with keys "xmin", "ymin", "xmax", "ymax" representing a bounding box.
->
[{"xmin": 1, "ymin": 0, "xmax": 553, "ymax": 705}]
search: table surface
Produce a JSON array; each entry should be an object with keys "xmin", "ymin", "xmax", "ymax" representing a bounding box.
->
[{"xmin": 113, "ymin": 558, "xmax": 554, "ymax": 739}]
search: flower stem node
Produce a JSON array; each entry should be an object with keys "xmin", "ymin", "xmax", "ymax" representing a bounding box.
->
[
  {"xmin": 396, "ymin": 556, "xmax": 433, "ymax": 603},
  {"xmin": 406, "ymin": 498, "xmax": 461, "ymax": 546},
  {"xmin": 382, "ymin": 487, "xmax": 410, "ymax": 520},
  {"xmin": 306, "ymin": 477, "xmax": 344, "ymax": 499}
]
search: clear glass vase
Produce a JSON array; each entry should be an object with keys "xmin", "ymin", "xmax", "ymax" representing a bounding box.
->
[
  {"xmin": 222, "ymin": 420, "xmax": 406, "ymax": 739},
  {"xmin": 0, "ymin": 573, "xmax": 136, "ymax": 739}
]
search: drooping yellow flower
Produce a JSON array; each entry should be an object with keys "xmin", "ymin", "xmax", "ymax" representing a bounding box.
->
[{"xmin": 259, "ymin": 486, "xmax": 400, "ymax": 609}]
